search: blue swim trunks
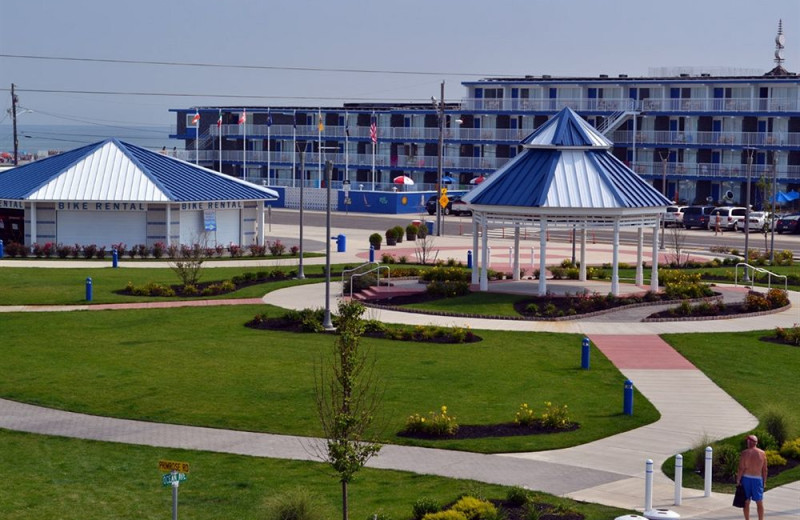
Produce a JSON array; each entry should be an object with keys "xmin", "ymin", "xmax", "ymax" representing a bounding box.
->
[{"xmin": 741, "ymin": 475, "xmax": 764, "ymax": 501}]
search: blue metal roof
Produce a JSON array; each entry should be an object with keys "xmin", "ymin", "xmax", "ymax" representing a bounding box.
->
[
  {"xmin": 463, "ymin": 107, "xmax": 671, "ymax": 210},
  {"xmin": 0, "ymin": 139, "xmax": 278, "ymax": 202}
]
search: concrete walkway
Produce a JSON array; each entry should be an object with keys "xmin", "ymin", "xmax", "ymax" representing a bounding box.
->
[{"xmin": 1, "ymin": 220, "xmax": 798, "ymax": 518}]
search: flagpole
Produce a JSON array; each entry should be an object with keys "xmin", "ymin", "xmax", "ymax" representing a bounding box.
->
[
  {"xmin": 218, "ymin": 109, "xmax": 222, "ymax": 172},
  {"xmin": 344, "ymin": 111, "xmax": 349, "ymax": 182},
  {"xmin": 242, "ymin": 108, "xmax": 247, "ymax": 179},
  {"xmin": 317, "ymin": 108, "xmax": 322, "ymax": 188},
  {"xmin": 267, "ymin": 109, "xmax": 271, "ymax": 185},
  {"xmin": 194, "ymin": 110, "xmax": 199, "ymax": 165},
  {"xmin": 292, "ymin": 110, "xmax": 297, "ymax": 188},
  {"xmin": 371, "ymin": 112, "xmax": 376, "ymax": 190}
]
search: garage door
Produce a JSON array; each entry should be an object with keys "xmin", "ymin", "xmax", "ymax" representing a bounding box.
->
[
  {"xmin": 179, "ymin": 210, "xmax": 204, "ymax": 245},
  {"xmin": 58, "ymin": 211, "xmax": 146, "ymax": 249},
  {"xmin": 215, "ymin": 210, "xmax": 240, "ymax": 246}
]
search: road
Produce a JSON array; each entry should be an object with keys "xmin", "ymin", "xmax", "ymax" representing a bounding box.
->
[{"xmin": 266, "ymin": 208, "xmax": 800, "ymax": 257}]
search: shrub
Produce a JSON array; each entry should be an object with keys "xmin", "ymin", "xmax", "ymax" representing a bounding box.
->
[
  {"xmin": 363, "ymin": 319, "xmax": 388, "ymax": 335},
  {"xmin": 451, "ymin": 496, "xmax": 497, "ymax": 520},
  {"xmin": 422, "ymin": 512, "xmax": 467, "ymax": 520},
  {"xmin": 712, "ymin": 444, "xmax": 740, "ymax": 481},
  {"xmin": 421, "ymin": 266, "xmax": 471, "ymax": 283},
  {"xmin": 766, "ymin": 450, "xmax": 787, "ymax": 467},
  {"xmin": 763, "ymin": 408, "xmax": 791, "ymax": 446},
  {"xmin": 381, "ymin": 253, "xmax": 396, "ymax": 264},
  {"xmin": 426, "ymin": 280, "xmax": 470, "ymax": 298},
  {"xmin": 505, "ymin": 486, "xmax": 531, "ymax": 507},
  {"xmin": 248, "ymin": 243, "xmax": 267, "ymax": 257},
  {"xmin": 96, "ymin": 246, "xmax": 107, "ymax": 259},
  {"xmin": 83, "ymin": 244, "xmax": 97, "ymax": 259},
  {"xmin": 765, "ymin": 288, "xmax": 790, "ymax": 309},
  {"xmin": 290, "ymin": 245, "xmax": 300, "ymax": 255},
  {"xmin": 262, "ymin": 486, "xmax": 330, "ymax": 520},
  {"xmin": 744, "ymin": 292, "xmax": 771, "ymax": 312},
  {"xmin": 112, "ymin": 243, "xmax": 127, "ymax": 258},
  {"xmin": 540, "ymin": 402, "xmax": 571, "ymax": 430},
  {"xmin": 403, "ymin": 405, "xmax": 458, "ymax": 437},
  {"xmin": 56, "ymin": 243, "xmax": 72, "ymax": 259},
  {"xmin": 779, "ymin": 438, "xmax": 800, "ymax": 460},
  {"xmin": 229, "ymin": 244, "xmax": 243, "ymax": 257},
  {"xmin": 134, "ymin": 244, "xmax": 149, "ymax": 258},
  {"xmin": 406, "ymin": 224, "xmax": 419, "ymax": 240},
  {"xmin": 394, "ymin": 225, "xmax": 405, "ymax": 243},
  {"xmin": 514, "ymin": 403, "xmax": 536, "ymax": 427},
  {"xmin": 413, "ymin": 498, "xmax": 441, "ymax": 520},
  {"xmin": 268, "ymin": 240, "xmax": 286, "ymax": 256},
  {"xmin": 152, "ymin": 241, "xmax": 166, "ymax": 259},
  {"xmin": 283, "ymin": 308, "xmax": 325, "ymax": 333},
  {"xmin": 166, "ymin": 244, "xmax": 180, "ymax": 259},
  {"xmin": 182, "ymin": 284, "xmax": 199, "ymax": 296},
  {"xmin": 744, "ymin": 429, "xmax": 778, "ymax": 451}
]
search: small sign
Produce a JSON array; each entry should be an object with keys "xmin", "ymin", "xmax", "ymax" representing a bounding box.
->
[
  {"xmin": 439, "ymin": 195, "xmax": 450, "ymax": 209},
  {"xmin": 203, "ymin": 210, "xmax": 217, "ymax": 232},
  {"xmin": 162, "ymin": 472, "xmax": 187, "ymax": 486},
  {"xmin": 159, "ymin": 460, "xmax": 190, "ymax": 473},
  {"xmin": 441, "ymin": 187, "xmax": 447, "ymax": 196}
]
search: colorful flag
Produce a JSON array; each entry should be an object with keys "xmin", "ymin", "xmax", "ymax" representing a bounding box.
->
[
  {"xmin": 191, "ymin": 111, "xmax": 200, "ymax": 125},
  {"xmin": 239, "ymin": 109, "xmax": 247, "ymax": 125},
  {"xmin": 216, "ymin": 110, "xmax": 222, "ymax": 128},
  {"xmin": 369, "ymin": 114, "xmax": 377, "ymax": 144},
  {"xmin": 317, "ymin": 111, "xmax": 324, "ymax": 132},
  {"xmin": 344, "ymin": 113, "xmax": 350, "ymax": 137},
  {"xmin": 267, "ymin": 110, "xmax": 272, "ymax": 127}
]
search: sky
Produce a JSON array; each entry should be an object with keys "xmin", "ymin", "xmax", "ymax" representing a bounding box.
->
[{"xmin": 1, "ymin": 0, "xmax": 798, "ymax": 147}]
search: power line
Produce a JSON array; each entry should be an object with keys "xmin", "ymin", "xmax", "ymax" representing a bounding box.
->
[{"xmin": 0, "ymin": 53, "xmax": 499, "ymax": 78}]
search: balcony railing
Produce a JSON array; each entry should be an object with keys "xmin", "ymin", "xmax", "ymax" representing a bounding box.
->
[
  {"xmin": 609, "ymin": 130, "xmax": 795, "ymax": 147},
  {"xmin": 459, "ymin": 97, "xmax": 799, "ymax": 113},
  {"xmin": 631, "ymin": 161, "xmax": 800, "ymax": 180}
]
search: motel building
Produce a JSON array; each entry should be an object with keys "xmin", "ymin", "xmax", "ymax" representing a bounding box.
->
[{"xmin": 0, "ymin": 139, "xmax": 278, "ymax": 249}]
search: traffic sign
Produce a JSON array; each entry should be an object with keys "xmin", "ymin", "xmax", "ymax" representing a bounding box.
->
[
  {"xmin": 159, "ymin": 460, "xmax": 190, "ymax": 473},
  {"xmin": 441, "ymin": 187, "xmax": 447, "ymax": 196},
  {"xmin": 162, "ymin": 472, "xmax": 187, "ymax": 486},
  {"xmin": 439, "ymin": 195, "xmax": 450, "ymax": 209}
]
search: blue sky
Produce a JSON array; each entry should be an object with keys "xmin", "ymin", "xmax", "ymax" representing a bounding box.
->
[{"xmin": 1, "ymin": 0, "xmax": 797, "ymax": 132}]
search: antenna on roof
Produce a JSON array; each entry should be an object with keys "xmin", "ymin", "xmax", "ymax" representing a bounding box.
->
[{"xmin": 775, "ymin": 19, "xmax": 785, "ymax": 67}]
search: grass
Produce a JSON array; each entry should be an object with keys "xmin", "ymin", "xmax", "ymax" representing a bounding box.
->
[
  {"xmin": 0, "ymin": 304, "xmax": 658, "ymax": 453},
  {"xmin": 0, "ymin": 429, "xmax": 634, "ymax": 520},
  {"xmin": 404, "ymin": 291, "xmax": 528, "ymax": 317},
  {"xmin": 659, "ymin": 330, "xmax": 800, "ymax": 491}
]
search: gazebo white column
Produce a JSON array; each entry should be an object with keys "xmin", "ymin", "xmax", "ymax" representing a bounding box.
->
[
  {"xmin": 258, "ymin": 203, "xmax": 265, "ymax": 245},
  {"xmin": 513, "ymin": 226, "xmax": 520, "ymax": 280},
  {"xmin": 611, "ymin": 219, "xmax": 620, "ymax": 296},
  {"xmin": 538, "ymin": 219, "xmax": 547, "ymax": 296},
  {"xmin": 650, "ymin": 223, "xmax": 660, "ymax": 291},
  {"xmin": 636, "ymin": 227, "xmax": 644, "ymax": 286},
  {"xmin": 480, "ymin": 220, "xmax": 489, "ymax": 291},
  {"xmin": 29, "ymin": 203, "xmax": 37, "ymax": 245},
  {"xmin": 166, "ymin": 204, "xmax": 172, "ymax": 245},
  {"xmin": 579, "ymin": 227, "xmax": 587, "ymax": 281},
  {"xmin": 471, "ymin": 218, "xmax": 479, "ymax": 285}
]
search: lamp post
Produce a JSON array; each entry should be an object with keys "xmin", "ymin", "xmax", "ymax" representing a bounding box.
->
[
  {"xmin": 296, "ymin": 145, "xmax": 307, "ymax": 279},
  {"xmin": 323, "ymin": 159, "xmax": 334, "ymax": 330},
  {"xmin": 434, "ymin": 81, "xmax": 445, "ymax": 237}
]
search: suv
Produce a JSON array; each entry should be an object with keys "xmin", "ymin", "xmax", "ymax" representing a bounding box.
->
[
  {"xmin": 663, "ymin": 205, "xmax": 687, "ymax": 227},
  {"xmin": 426, "ymin": 195, "xmax": 463, "ymax": 216},
  {"xmin": 708, "ymin": 206, "xmax": 747, "ymax": 231},
  {"xmin": 682, "ymin": 206, "xmax": 715, "ymax": 229}
]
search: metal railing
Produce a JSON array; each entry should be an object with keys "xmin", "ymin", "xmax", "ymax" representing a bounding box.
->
[
  {"xmin": 342, "ymin": 263, "xmax": 390, "ymax": 299},
  {"xmin": 610, "ymin": 130, "xmax": 793, "ymax": 147},
  {"xmin": 459, "ymin": 96, "xmax": 798, "ymax": 113},
  {"xmin": 734, "ymin": 262, "xmax": 788, "ymax": 291}
]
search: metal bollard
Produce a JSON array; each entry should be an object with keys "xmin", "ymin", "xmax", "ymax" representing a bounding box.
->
[
  {"xmin": 85, "ymin": 277, "xmax": 93, "ymax": 302},
  {"xmin": 112, "ymin": 248, "xmax": 118, "ymax": 268},
  {"xmin": 674, "ymin": 454, "xmax": 683, "ymax": 505},
  {"xmin": 581, "ymin": 337, "xmax": 590, "ymax": 369},
  {"xmin": 467, "ymin": 250, "xmax": 473, "ymax": 269},
  {"xmin": 508, "ymin": 246, "xmax": 512, "ymax": 268},
  {"xmin": 369, "ymin": 245, "xmax": 375, "ymax": 263},
  {"xmin": 704, "ymin": 446, "xmax": 713, "ymax": 497},
  {"xmin": 530, "ymin": 247, "xmax": 535, "ymax": 269},
  {"xmin": 0, "ymin": 239, "xmax": 4, "ymax": 258},
  {"xmin": 623, "ymin": 379, "xmax": 634, "ymax": 415},
  {"xmin": 644, "ymin": 459, "xmax": 653, "ymax": 512}
]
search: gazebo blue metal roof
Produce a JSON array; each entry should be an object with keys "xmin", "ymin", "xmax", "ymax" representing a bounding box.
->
[
  {"xmin": 463, "ymin": 107, "xmax": 670, "ymax": 210},
  {"xmin": 0, "ymin": 139, "xmax": 278, "ymax": 202}
]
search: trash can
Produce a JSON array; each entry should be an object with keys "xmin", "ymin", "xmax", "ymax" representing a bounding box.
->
[
  {"xmin": 425, "ymin": 220, "xmax": 434, "ymax": 235},
  {"xmin": 0, "ymin": 239, "xmax": 4, "ymax": 259},
  {"xmin": 336, "ymin": 234, "xmax": 346, "ymax": 253}
]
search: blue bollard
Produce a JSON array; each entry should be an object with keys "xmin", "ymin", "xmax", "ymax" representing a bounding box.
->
[
  {"xmin": 336, "ymin": 234, "xmax": 346, "ymax": 253},
  {"xmin": 623, "ymin": 379, "xmax": 634, "ymax": 415},
  {"xmin": 467, "ymin": 250, "xmax": 473, "ymax": 269},
  {"xmin": 581, "ymin": 337, "xmax": 590, "ymax": 369},
  {"xmin": 369, "ymin": 245, "xmax": 375, "ymax": 263},
  {"xmin": 112, "ymin": 248, "xmax": 118, "ymax": 268},
  {"xmin": 85, "ymin": 277, "xmax": 93, "ymax": 302},
  {"xmin": 0, "ymin": 239, "xmax": 4, "ymax": 259}
]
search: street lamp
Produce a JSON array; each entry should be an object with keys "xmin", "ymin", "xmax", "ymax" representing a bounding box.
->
[
  {"xmin": 296, "ymin": 144, "xmax": 308, "ymax": 279},
  {"xmin": 433, "ymin": 81, "xmax": 445, "ymax": 237},
  {"xmin": 323, "ymin": 159, "xmax": 335, "ymax": 330}
]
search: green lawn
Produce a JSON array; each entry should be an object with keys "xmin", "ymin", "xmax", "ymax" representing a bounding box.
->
[
  {"xmin": 0, "ymin": 429, "xmax": 634, "ymax": 520},
  {"xmin": 405, "ymin": 291, "xmax": 528, "ymax": 317},
  {"xmin": 0, "ymin": 304, "xmax": 657, "ymax": 453},
  {"xmin": 660, "ymin": 330, "xmax": 800, "ymax": 491}
]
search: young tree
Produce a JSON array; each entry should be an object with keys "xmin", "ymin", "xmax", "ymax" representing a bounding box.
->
[
  {"xmin": 314, "ymin": 300, "xmax": 382, "ymax": 520},
  {"xmin": 169, "ymin": 242, "xmax": 205, "ymax": 286}
]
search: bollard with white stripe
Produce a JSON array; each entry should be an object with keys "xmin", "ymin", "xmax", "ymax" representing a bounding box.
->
[
  {"xmin": 704, "ymin": 446, "xmax": 713, "ymax": 497},
  {"xmin": 644, "ymin": 459, "xmax": 653, "ymax": 512},
  {"xmin": 674, "ymin": 454, "xmax": 683, "ymax": 505}
]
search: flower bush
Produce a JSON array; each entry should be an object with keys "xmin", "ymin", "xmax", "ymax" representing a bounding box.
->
[
  {"xmin": 780, "ymin": 438, "xmax": 800, "ymax": 459},
  {"xmin": 268, "ymin": 240, "xmax": 286, "ymax": 256},
  {"xmin": 451, "ymin": 496, "xmax": 497, "ymax": 520},
  {"xmin": 412, "ymin": 498, "xmax": 441, "ymax": 520},
  {"xmin": 403, "ymin": 405, "xmax": 459, "ymax": 437},
  {"xmin": 422, "ymin": 511, "xmax": 467, "ymax": 520},
  {"xmin": 540, "ymin": 401, "xmax": 572, "ymax": 430},
  {"xmin": 766, "ymin": 450, "xmax": 787, "ymax": 467},
  {"xmin": 248, "ymin": 243, "xmax": 267, "ymax": 257},
  {"xmin": 513, "ymin": 403, "xmax": 536, "ymax": 426}
]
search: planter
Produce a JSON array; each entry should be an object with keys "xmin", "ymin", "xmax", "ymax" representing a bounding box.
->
[
  {"xmin": 370, "ymin": 242, "xmax": 381, "ymax": 250},
  {"xmin": 406, "ymin": 232, "xmax": 417, "ymax": 241},
  {"xmin": 386, "ymin": 237, "xmax": 397, "ymax": 246}
]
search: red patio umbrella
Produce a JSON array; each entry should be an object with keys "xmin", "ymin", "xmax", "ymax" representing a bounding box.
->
[
  {"xmin": 393, "ymin": 175, "xmax": 414, "ymax": 185},
  {"xmin": 469, "ymin": 175, "xmax": 486, "ymax": 185}
]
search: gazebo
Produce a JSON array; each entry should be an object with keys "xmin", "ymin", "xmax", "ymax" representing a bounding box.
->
[{"xmin": 461, "ymin": 107, "xmax": 672, "ymax": 296}]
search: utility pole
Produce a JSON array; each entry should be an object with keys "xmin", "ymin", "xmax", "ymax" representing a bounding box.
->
[
  {"xmin": 11, "ymin": 83, "xmax": 19, "ymax": 165},
  {"xmin": 435, "ymin": 81, "xmax": 445, "ymax": 237},
  {"xmin": 658, "ymin": 150, "xmax": 668, "ymax": 250}
]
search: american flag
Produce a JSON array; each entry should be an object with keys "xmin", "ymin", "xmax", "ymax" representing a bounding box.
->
[
  {"xmin": 369, "ymin": 114, "xmax": 377, "ymax": 144},
  {"xmin": 238, "ymin": 109, "xmax": 247, "ymax": 125},
  {"xmin": 216, "ymin": 110, "xmax": 222, "ymax": 128}
]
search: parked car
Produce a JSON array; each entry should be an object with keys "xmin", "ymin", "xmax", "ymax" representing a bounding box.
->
[
  {"xmin": 450, "ymin": 197, "xmax": 472, "ymax": 216},
  {"xmin": 663, "ymin": 205, "xmax": 687, "ymax": 227},
  {"xmin": 425, "ymin": 195, "xmax": 465, "ymax": 216},
  {"xmin": 744, "ymin": 211, "xmax": 776, "ymax": 232},
  {"xmin": 707, "ymin": 206, "xmax": 747, "ymax": 231},
  {"xmin": 682, "ymin": 206, "xmax": 715, "ymax": 229},
  {"xmin": 776, "ymin": 213, "xmax": 800, "ymax": 234}
]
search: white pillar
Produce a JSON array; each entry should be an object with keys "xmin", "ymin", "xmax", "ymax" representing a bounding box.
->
[
  {"xmin": 704, "ymin": 447, "xmax": 713, "ymax": 497},
  {"xmin": 579, "ymin": 227, "xmax": 587, "ymax": 281},
  {"xmin": 611, "ymin": 220, "xmax": 620, "ymax": 296},
  {"xmin": 644, "ymin": 459, "xmax": 654, "ymax": 512},
  {"xmin": 650, "ymin": 223, "xmax": 660, "ymax": 291},
  {"xmin": 29, "ymin": 202, "xmax": 37, "ymax": 246},
  {"xmin": 636, "ymin": 227, "xmax": 644, "ymax": 286},
  {"xmin": 258, "ymin": 203, "xmax": 265, "ymax": 246},
  {"xmin": 674, "ymin": 454, "xmax": 683, "ymax": 506},
  {"xmin": 166, "ymin": 204, "xmax": 172, "ymax": 245},
  {"xmin": 538, "ymin": 219, "xmax": 547, "ymax": 296},
  {"xmin": 480, "ymin": 221, "xmax": 489, "ymax": 291},
  {"xmin": 513, "ymin": 226, "xmax": 520, "ymax": 280},
  {"xmin": 471, "ymin": 218, "xmax": 479, "ymax": 285}
]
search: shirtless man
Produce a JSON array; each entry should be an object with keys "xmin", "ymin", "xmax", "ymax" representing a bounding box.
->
[{"xmin": 737, "ymin": 434, "xmax": 768, "ymax": 520}]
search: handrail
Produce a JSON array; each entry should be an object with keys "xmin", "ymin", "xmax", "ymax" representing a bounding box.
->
[
  {"xmin": 341, "ymin": 262, "xmax": 378, "ymax": 296},
  {"xmin": 348, "ymin": 265, "xmax": 391, "ymax": 299},
  {"xmin": 734, "ymin": 262, "xmax": 788, "ymax": 291}
]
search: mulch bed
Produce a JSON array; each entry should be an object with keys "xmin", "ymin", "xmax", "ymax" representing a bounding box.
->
[
  {"xmin": 398, "ymin": 422, "xmax": 579, "ymax": 441},
  {"xmin": 492, "ymin": 500, "xmax": 583, "ymax": 520}
]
